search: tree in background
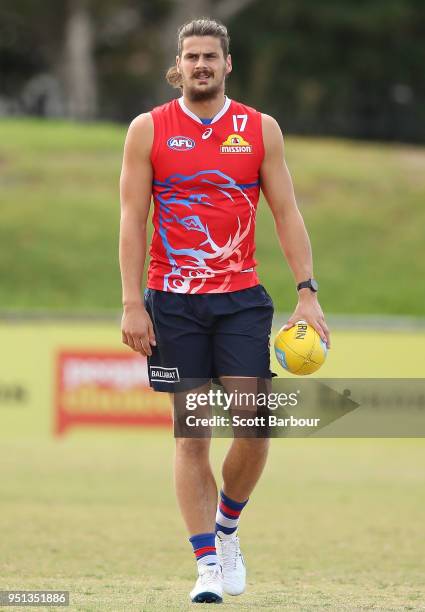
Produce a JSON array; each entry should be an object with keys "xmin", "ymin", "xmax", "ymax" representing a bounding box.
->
[
  {"xmin": 0, "ymin": 0, "xmax": 254, "ymax": 120},
  {"xmin": 0, "ymin": 0, "xmax": 67, "ymax": 116},
  {"xmin": 0, "ymin": 0, "xmax": 424, "ymax": 141},
  {"xmin": 229, "ymin": 0, "xmax": 425, "ymax": 141},
  {"xmin": 62, "ymin": 0, "xmax": 97, "ymax": 119}
]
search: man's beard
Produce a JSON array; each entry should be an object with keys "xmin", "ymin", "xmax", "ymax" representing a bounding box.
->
[
  {"xmin": 186, "ymin": 81, "xmax": 223, "ymax": 102},
  {"xmin": 183, "ymin": 69, "xmax": 226, "ymax": 102}
]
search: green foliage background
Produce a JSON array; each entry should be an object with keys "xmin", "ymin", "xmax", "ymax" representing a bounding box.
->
[
  {"xmin": 1, "ymin": 0, "xmax": 424, "ymax": 141},
  {"xmin": 228, "ymin": 0, "xmax": 425, "ymax": 141}
]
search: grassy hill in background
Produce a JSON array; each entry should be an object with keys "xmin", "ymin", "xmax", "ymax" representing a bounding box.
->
[{"xmin": 1, "ymin": 119, "xmax": 424, "ymax": 315}]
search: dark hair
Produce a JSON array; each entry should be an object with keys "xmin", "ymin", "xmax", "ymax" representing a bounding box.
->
[{"xmin": 166, "ymin": 18, "xmax": 230, "ymax": 89}]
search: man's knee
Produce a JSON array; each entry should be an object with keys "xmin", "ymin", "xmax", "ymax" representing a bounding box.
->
[
  {"xmin": 175, "ymin": 437, "xmax": 210, "ymax": 458},
  {"xmin": 233, "ymin": 436, "xmax": 270, "ymax": 456}
]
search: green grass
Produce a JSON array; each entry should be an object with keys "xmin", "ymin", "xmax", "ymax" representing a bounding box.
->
[
  {"xmin": 1, "ymin": 118, "xmax": 425, "ymax": 314},
  {"xmin": 1, "ymin": 431, "xmax": 424, "ymax": 610},
  {"xmin": 1, "ymin": 322, "xmax": 424, "ymax": 610}
]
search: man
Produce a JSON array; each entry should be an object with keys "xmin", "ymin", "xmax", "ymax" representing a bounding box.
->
[{"xmin": 119, "ymin": 18, "xmax": 330, "ymax": 604}]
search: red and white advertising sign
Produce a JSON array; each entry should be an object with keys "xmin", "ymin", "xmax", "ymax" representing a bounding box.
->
[{"xmin": 55, "ymin": 350, "xmax": 171, "ymax": 435}]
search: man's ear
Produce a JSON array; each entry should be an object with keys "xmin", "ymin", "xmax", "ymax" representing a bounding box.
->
[
  {"xmin": 225, "ymin": 54, "xmax": 232, "ymax": 76},
  {"xmin": 176, "ymin": 55, "xmax": 181, "ymax": 73}
]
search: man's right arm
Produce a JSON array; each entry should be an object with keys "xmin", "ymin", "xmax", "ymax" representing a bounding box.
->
[{"xmin": 119, "ymin": 113, "xmax": 156, "ymax": 356}]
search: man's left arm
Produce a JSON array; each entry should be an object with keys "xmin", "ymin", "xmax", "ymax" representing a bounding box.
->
[{"xmin": 260, "ymin": 113, "xmax": 330, "ymax": 347}]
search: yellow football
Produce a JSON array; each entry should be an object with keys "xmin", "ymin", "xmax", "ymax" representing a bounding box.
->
[{"xmin": 274, "ymin": 320, "xmax": 327, "ymax": 375}]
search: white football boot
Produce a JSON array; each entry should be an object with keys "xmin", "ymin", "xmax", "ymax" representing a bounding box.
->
[
  {"xmin": 215, "ymin": 532, "xmax": 246, "ymax": 596},
  {"xmin": 190, "ymin": 563, "xmax": 223, "ymax": 604}
]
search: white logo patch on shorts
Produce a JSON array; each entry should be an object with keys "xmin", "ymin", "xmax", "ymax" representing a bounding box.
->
[{"xmin": 149, "ymin": 366, "xmax": 180, "ymax": 383}]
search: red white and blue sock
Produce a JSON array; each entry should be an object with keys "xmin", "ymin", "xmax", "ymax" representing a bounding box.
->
[
  {"xmin": 189, "ymin": 532, "xmax": 219, "ymax": 569},
  {"xmin": 215, "ymin": 489, "xmax": 248, "ymax": 538}
]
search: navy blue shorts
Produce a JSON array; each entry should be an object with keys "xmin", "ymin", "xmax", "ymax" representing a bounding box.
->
[{"xmin": 144, "ymin": 285, "xmax": 275, "ymax": 392}]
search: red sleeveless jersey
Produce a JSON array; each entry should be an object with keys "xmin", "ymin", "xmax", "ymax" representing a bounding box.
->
[{"xmin": 147, "ymin": 96, "xmax": 264, "ymax": 294}]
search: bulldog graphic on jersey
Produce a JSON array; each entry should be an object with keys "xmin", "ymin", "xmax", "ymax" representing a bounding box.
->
[{"xmin": 148, "ymin": 97, "xmax": 265, "ymax": 294}]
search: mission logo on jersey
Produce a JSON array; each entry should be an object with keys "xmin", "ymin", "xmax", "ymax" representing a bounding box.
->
[{"xmin": 220, "ymin": 134, "xmax": 252, "ymax": 154}]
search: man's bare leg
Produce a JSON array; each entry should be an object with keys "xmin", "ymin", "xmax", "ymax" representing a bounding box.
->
[
  {"xmin": 220, "ymin": 376, "xmax": 271, "ymax": 501},
  {"xmin": 173, "ymin": 385, "xmax": 223, "ymax": 605},
  {"xmin": 172, "ymin": 384, "xmax": 217, "ymax": 535},
  {"xmin": 174, "ymin": 437, "xmax": 218, "ymax": 534},
  {"xmin": 221, "ymin": 437, "xmax": 269, "ymax": 502},
  {"xmin": 214, "ymin": 378, "xmax": 270, "ymax": 596}
]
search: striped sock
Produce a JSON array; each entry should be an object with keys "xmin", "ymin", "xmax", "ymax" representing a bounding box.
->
[
  {"xmin": 189, "ymin": 532, "xmax": 219, "ymax": 569},
  {"xmin": 215, "ymin": 490, "xmax": 248, "ymax": 538}
]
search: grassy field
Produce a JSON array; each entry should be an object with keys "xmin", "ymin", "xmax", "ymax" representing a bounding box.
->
[
  {"xmin": 1, "ymin": 319, "xmax": 424, "ymax": 610},
  {"xmin": 1, "ymin": 119, "xmax": 425, "ymax": 315},
  {"xmin": 1, "ymin": 431, "xmax": 425, "ymax": 611}
]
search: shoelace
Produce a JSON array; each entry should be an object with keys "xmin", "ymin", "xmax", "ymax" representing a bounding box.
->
[
  {"xmin": 219, "ymin": 537, "xmax": 241, "ymax": 571},
  {"xmin": 199, "ymin": 565, "xmax": 222, "ymax": 586}
]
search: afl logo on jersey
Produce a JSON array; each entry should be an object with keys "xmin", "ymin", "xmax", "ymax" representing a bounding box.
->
[{"xmin": 167, "ymin": 136, "xmax": 195, "ymax": 152}]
